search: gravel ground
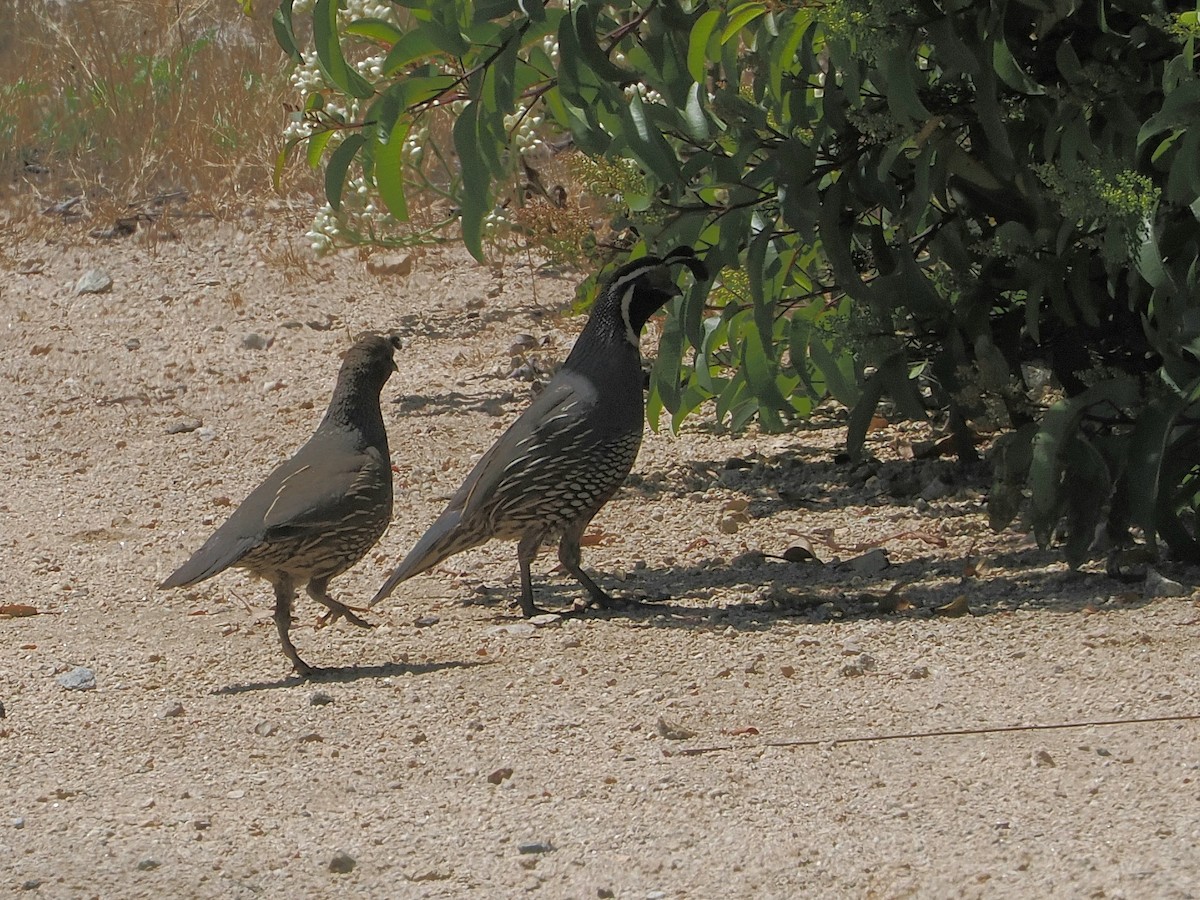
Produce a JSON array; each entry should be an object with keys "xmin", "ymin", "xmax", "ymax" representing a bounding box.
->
[{"xmin": 2, "ymin": 215, "xmax": 1199, "ymax": 898}]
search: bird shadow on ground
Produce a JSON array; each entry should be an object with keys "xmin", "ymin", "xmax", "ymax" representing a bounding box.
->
[
  {"xmin": 392, "ymin": 387, "xmax": 521, "ymax": 419},
  {"xmin": 212, "ymin": 658, "xmax": 489, "ymax": 695},
  {"xmin": 465, "ymin": 545, "xmax": 1192, "ymax": 633}
]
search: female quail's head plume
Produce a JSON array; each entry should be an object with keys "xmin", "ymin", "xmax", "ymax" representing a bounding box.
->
[
  {"xmin": 160, "ymin": 332, "xmax": 401, "ymax": 676},
  {"xmin": 370, "ymin": 248, "xmax": 708, "ymax": 616}
]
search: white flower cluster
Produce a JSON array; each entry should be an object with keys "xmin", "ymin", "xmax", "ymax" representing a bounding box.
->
[
  {"xmin": 354, "ymin": 52, "xmax": 386, "ymax": 80},
  {"xmin": 623, "ymin": 82, "xmax": 663, "ymax": 105},
  {"xmin": 306, "ymin": 203, "xmax": 339, "ymax": 255},
  {"xmin": 541, "ymin": 35, "xmax": 560, "ymax": 65},
  {"xmin": 305, "ymin": 173, "xmax": 396, "ymax": 255},
  {"xmin": 504, "ymin": 104, "xmax": 545, "ymax": 155},
  {"xmin": 483, "ymin": 207, "xmax": 508, "ymax": 236},
  {"xmin": 341, "ymin": 0, "xmax": 395, "ymax": 21},
  {"xmin": 403, "ymin": 122, "xmax": 430, "ymax": 165}
]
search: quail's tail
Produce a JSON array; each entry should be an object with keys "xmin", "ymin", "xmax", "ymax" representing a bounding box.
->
[
  {"xmin": 369, "ymin": 508, "xmax": 482, "ymax": 607},
  {"xmin": 158, "ymin": 530, "xmax": 257, "ymax": 590}
]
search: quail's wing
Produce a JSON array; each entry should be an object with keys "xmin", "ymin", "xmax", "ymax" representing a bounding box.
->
[
  {"xmin": 456, "ymin": 374, "xmax": 596, "ymax": 519},
  {"xmin": 258, "ymin": 445, "xmax": 388, "ymax": 538}
]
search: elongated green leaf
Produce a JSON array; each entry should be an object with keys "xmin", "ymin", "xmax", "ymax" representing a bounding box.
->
[
  {"xmin": 325, "ymin": 133, "xmax": 366, "ymax": 211},
  {"xmin": 345, "ymin": 18, "xmax": 404, "ymax": 45},
  {"xmin": 651, "ymin": 298, "xmax": 687, "ymax": 416},
  {"xmin": 381, "ymin": 29, "xmax": 443, "ymax": 75},
  {"xmin": 992, "ymin": 35, "xmax": 1043, "ymax": 95},
  {"xmin": 273, "ymin": 136, "xmax": 304, "ymax": 192},
  {"xmin": 273, "ymin": 0, "xmax": 301, "ymax": 62},
  {"xmin": 621, "ymin": 90, "xmax": 681, "ymax": 185},
  {"xmin": 687, "ymin": 9, "xmax": 721, "ymax": 83},
  {"xmin": 721, "ymin": 3, "xmax": 767, "ymax": 44},
  {"xmin": 808, "ymin": 336, "xmax": 858, "ymax": 406},
  {"xmin": 374, "ymin": 122, "xmax": 409, "ymax": 221},
  {"xmin": 683, "ymin": 82, "xmax": 710, "ymax": 140},
  {"xmin": 452, "ymin": 103, "xmax": 490, "ymax": 261},
  {"xmin": 306, "ymin": 128, "xmax": 336, "ymax": 169},
  {"xmin": 572, "ymin": 4, "xmax": 628, "ymax": 83},
  {"xmin": 878, "ymin": 52, "xmax": 931, "ymax": 123},
  {"xmin": 313, "ymin": 0, "xmax": 374, "ymax": 99},
  {"xmin": 1122, "ymin": 394, "xmax": 1181, "ymax": 540},
  {"xmin": 846, "ymin": 370, "xmax": 886, "ymax": 461},
  {"xmin": 742, "ymin": 325, "xmax": 786, "ymax": 431},
  {"xmin": 1137, "ymin": 80, "xmax": 1200, "ymax": 147}
]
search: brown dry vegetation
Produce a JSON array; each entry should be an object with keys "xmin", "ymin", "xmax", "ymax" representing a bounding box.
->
[{"xmin": 1, "ymin": 0, "xmax": 305, "ymax": 219}]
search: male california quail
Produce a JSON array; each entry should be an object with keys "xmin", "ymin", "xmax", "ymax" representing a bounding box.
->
[
  {"xmin": 160, "ymin": 332, "xmax": 401, "ymax": 676},
  {"xmin": 370, "ymin": 248, "xmax": 707, "ymax": 616}
]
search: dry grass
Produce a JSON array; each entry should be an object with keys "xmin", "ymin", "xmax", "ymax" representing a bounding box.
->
[{"xmin": 0, "ymin": 0, "xmax": 315, "ymax": 218}]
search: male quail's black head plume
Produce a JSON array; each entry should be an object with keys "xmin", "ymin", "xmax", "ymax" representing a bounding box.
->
[
  {"xmin": 370, "ymin": 248, "xmax": 707, "ymax": 616},
  {"xmin": 160, "ymin": 332, "xmax": 401, "ymax": 676}
]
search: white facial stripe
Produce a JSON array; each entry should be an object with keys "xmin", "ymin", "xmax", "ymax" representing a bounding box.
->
[{"xmin": 620, "ymin": 283, "xmax": 640, "ymax": 347}]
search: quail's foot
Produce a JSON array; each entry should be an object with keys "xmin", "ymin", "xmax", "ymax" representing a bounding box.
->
[{"xmin": 314, "ymin": 600, "xmax": 372, "ymax": 629}]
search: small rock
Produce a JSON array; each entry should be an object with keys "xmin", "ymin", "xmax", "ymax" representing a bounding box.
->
[
  {"xmin": 518, "ymin": 841, "xmax": 554, "ymax": 855},
  {"xmin": 328, "ymin": 851, "xmax": 356, "ymax": 874},
  {"xmin": 1034, "ymin": 749, "xmax": 1055, "ymax": 768},
  {"xmin": 598, "ymin": 890, "xmax": 615, "ymax": 899},
  {"xmin": 57, "ymin": 666, "xmax": 96, "ymax": 691},
  {"xmin": 125, "ymin": 338, "xmax": 141, "ymax": 351},
  {"xmin": 919, "ymin": 477, "xmax": 952, "ymax": 501},
  {"xmin": 529, "ymin": 613, "xmax": 561, "ymax": 627},
  {"xmin": 489, "ymin": 622, "xmax": 536, "ymax": 637},
  {"xmin": 414, "ymin": 614, "xmax": 440, "ymax": 627},
  {"xmin": 240, "ymin": 332, "xmax": 269, "ymax": 351},
  {"xmin": 262, "ymin": 378, "xmax": 285, "ymax": 393},
  {"xmin": 717, "ymin": 515, "xmax": 740, "ymax": 535},
  {"xmin": 647, "ymin": 892, "xmax": 667, "ymax": 900},
  {"xmin": 309, "ymin": 691, "xmax": 334, "ymax": 707},
  {"xmin": 845, "ymin": 548, "xmax": 889, "ymax": 576},
  {"xmin": 12, "ymin": 817, "xmax": 24, "ymax": 829},
  {"xmin": 0, "ymin": 700, "xmax": 5, "ymax": 718},
  {"xmin": 155, "ymin": 701, "xmax": 185, "ymax": 719},
  {"xmin": 1144, "ymin": 568, "xmax": 1186, "ymax": 599},
  {"xmin": 487, "ymin": 767, "xmax": 514, "ymax": 785},
  {"xmin": 560, "ymin": 636, "xmax": 582, "ymax": 649},
  {"xmin": 74, "ymin": 269, "xmax": 113, "ymax": 294},
  {"xmin": 226, "ymin": 789, "xmax": 245, "ymax": 799},
  {"xmin": 366, "ymin": 253, "xmax": 417, "ymax": 277},
  {"xmin": 907, "ymin": 666, "xmax": 930, "ymax": 680},
  {"xmin": 782, "ymin": 542, "xmax": 817, "ymax": 563},
  {"xmin": 165, "ymin": 418, "xmax": 201, "ymax": 435},
  {"xmin": 656, "ymin": 716, "xmax": 696, "ymax": 740},
  {"xmin": 136, "ymin": 858, "xmax": 160, "ymax": 871},
  {"xmin": 840, "ymin": 654, "xmax": 875, "ymax": 677},
  {"xmin": 22, "ymin": 879, "xmax": 43, "ymax": 891},
  {"xmin": 506, "ymin": 333, "xmax": 538, "ymax": 355},
  {"xmin": 254, "ymin": 721, "xmax": 278, "ymax": 737}
]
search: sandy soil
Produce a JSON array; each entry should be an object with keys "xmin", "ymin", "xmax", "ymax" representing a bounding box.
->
[{"xmin": 2, "ymin": 212, "xmax": 1199, "ymax": 898}]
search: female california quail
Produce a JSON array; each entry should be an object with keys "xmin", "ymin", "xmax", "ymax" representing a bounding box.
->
[
  {"xmin": 370, "ymin": 248, "xmax": 707, "ymax": 616},
  {"xmin": 160, "ymin": 332, "xmax": 401, "ymax": 676}
]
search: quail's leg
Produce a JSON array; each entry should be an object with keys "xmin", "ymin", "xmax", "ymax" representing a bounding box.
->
[
  {"xmin": 272, "ymin": 579, "xmax": 316, "ymax": 677},
  {"xmin": 516, "ymin": 531, "xmax": 550, "ymax": 617},
  {"xmin": 307, "ymin": 578, "xmax": 372, "ymax": 629},
  {"xmin": 558, "ymin": 528, "xmax": 614, "ymax": 608}
]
